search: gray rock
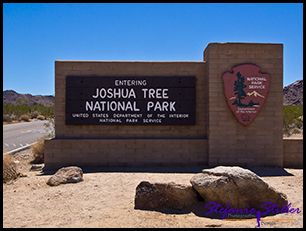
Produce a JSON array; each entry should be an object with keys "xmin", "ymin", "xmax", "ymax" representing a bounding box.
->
[
  {"xmin": 134, "ymin": 181, "xmax": 200, "ymax": 210},
  {"xmin": 46, "ymin": 166, "xmax": 83, "ymax": 186},
  {"xmin": 30, "ymin": 164, "xmax": 44, "ymax": 171},
  {"xmin": 190, "ymin": 166, "xmax": 288, "ymax": 211},
  {"xmin": 283, "ymin": 79, "xmax": 303, "ymax": 106}
]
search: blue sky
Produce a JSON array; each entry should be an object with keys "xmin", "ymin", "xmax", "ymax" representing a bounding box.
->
[{"xmin": 3, "ymin": 3, "xmax": 303, "ymax": 96}]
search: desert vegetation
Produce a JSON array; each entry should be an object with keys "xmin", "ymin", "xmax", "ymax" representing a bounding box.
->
[
  {"xmin": 283, "ymin": 105, "xmax": 303, "ymax": 137},
  {"xmin": 3, "ymin": 155, "xmax": 20, "ymax": 183},
  {"xmin": 31, "ymin": 138, "xmax": 45, "ymax": 164},
  {"xmin": 3, "ymin": 99, "xmax": 54, "ymax": 123},
  {"xmin": 3, "ymin": 99, "xmax": 55, "ymax": 166}
]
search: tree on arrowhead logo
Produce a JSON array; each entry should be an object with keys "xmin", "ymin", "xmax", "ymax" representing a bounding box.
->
[{"xmin": 222, "ymin": 64, "xmax": 270, "ymax": 126}]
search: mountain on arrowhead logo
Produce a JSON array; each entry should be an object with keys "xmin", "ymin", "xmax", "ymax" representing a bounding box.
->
[{"xmin": 222, "ymin": 64, "xmax": 270, "ymax": 126}]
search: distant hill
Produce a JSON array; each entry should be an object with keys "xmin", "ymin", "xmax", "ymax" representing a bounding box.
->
[
  {"xmin": 3, "ymin": 81, "xmax": 303, "ymax": 107},
  {"xmin": 3, "ymin": 90, "xmax": 54, "ymax": 106},
  {"xmin": 283, "ymin": 80, "xmax": 303, "ymax": 106}
]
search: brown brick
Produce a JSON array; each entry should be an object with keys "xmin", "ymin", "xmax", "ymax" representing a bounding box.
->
[{"xmin": 46, "ymin": 43, "xmax": 286, "ymax": 168}]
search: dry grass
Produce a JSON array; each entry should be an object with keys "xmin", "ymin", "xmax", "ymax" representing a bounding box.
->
[
  {"xmin": 30, "ymin": 111, "xmax": 40, "ymax": 119},
  {"xmin": 3, "ymin": 155, "xmax": 20, "ymax": 183},
  {"xmin": 31, "ymin": 138, "xmax": 45, "ymax": 164},
  {"xmin": 19, "ymin": 114, "xmax": 30, "ymax": 122},
  {"xmin": 37, "ymin": 115, "xmax": 45, "ymax": 120}
]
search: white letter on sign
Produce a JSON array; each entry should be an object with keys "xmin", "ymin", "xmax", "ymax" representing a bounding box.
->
[
  {"xmin": 147, "ymin": 101, "xmax": 154, "ymax": 111},
  {"xmin": 170, "ymin": 102, "xmax": 176, "ymax": 111}
]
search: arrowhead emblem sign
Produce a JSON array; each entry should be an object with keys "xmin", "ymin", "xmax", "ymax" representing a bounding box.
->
[{"xmin": 222, "ymin": 64, "xmax": 270, "ymax": 126}]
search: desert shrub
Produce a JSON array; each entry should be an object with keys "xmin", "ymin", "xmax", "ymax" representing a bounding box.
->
[
  {"xmin": 293, "ymin": 116, "xmax": 303, "ymax": 129},
  {"xmin": 30, "ymin": 110, "xmax": 40, "ymax": 119},
  {"xmin": 283, "ymin": 105, "xmax": 303, "ymax": 136},
  {"xmin": 291, "ymin": 127, "xmax": 302, "ymax": 134},
  {"xmin": 44, "ymin": 117, "xmax": 55, "ymax": 138},
  {"xmin": 37, "ymin": 115, "xmax": 45, "ymax": 120},
  {"xmin": 3, "ymin": 155, "xmax": 20, "ymax": 183},
  {"xmin": 283, "ymin": 105, "xmax": 303, "ymax": 124},
  {"xmin": 19, "ymin": 114, "xmax": 30, "ymax": 122},
  {"xmin": 10, "ymin": 114, "xmax": 17, "ymax": 121},
  {"xmin": 3, "ymin": 114, "xmax": 12, "ymax": 122},
  {"xmin": 31, "ymin": 138, "xmax": 45, "ymax": 164},
  {"xmin": 3, "ymin": 102, "xmax": 54, "ymax": 120}
]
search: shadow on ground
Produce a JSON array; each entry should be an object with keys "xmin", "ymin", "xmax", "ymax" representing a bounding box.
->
[
  {"xmin": 40, "ymin": 165, "xmax": 294, "ymax": 177},
  {"xmin": 135, "ymin": 200, "xmax": 280, "ymax": 227}
]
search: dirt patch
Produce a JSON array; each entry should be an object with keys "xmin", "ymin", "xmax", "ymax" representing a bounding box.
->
[{"xmin": 3, "ymin": 150, "xmax": 303, "ymax": 228}]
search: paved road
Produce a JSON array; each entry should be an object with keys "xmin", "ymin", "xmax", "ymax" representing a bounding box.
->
[{"xmin": 3, "ymin": 120, "xmax": 50, "ymax": 154}]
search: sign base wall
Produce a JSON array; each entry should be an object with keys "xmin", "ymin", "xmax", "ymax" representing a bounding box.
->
[{"xmin": 45, "ymin": 43, "xmax": 284, "ymax": 168}]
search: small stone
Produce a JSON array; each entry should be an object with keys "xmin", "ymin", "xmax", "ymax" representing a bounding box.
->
[
  {"xmin": 30, "ymin": 164, "xmax": 44, "ymax": 171},
  {"xmin": 46, "ymin": 166, "xmax": 83, "ymax": 186}
]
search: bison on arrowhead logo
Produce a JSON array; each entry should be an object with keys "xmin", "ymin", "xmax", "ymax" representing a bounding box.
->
[{"xmin": 222, "ymin": 64, "xmax": 270, "ymax": 126}]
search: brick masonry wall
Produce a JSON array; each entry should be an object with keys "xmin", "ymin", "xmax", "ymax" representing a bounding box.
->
[
  {"xmin": 45, "ymin": 43, "xmax": 287, "ymax": 168},
  {"xmin": 204, "ymin": 43, "xmax": 284, "ymax": 167},
  {"xmin": 45, "ymin": 61, "xmax": 209, "ymax": 167},
  {"xmin": 45, "ymin": 139, "xmax": 208, "ymax": 167},
  {"xmin": 283, "ymin": 138, "xmax": 303, "ymax": 168}
]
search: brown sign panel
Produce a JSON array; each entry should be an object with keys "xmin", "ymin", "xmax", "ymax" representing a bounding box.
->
[
  {"xmin": 66, "ymin": 76, "xmax": 196, "ymax": 125},
  {"xmin": 222, "ymin": 64, "xmax": 270, "ymax": 126}
]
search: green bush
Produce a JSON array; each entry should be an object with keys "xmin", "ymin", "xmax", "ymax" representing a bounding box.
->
[
  {"xmin": 3, "ymin": 114, "xmax": 12, "ymax": 123},
  {"xmin": 3, "ymin": 102, "xmax": 54, "ymax": 122},
  {"xmin": 10, "ymin": 114, "xmax": 17, "ymax": 121},
  {"xmin": 294, "ymin": 116, "xmax": 303, "ymax": 129},
  {"xmin": 283, "ymin": 105, "xmax": 303, "ymax": 136}
]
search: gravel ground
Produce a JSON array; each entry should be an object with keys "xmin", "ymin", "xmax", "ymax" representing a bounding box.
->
[{"xmin": 3, "ymin": 149, "xmax": 303, "ymax": 228}]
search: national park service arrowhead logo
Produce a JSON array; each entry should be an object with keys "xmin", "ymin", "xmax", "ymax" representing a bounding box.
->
[{"xmin": 222, "ymin": 64, "xmax": 270, "ymax": 126}]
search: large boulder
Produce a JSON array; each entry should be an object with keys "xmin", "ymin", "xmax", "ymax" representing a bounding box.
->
[
  {"xmin": 134, "ymin": 181, "xmax": 200, "ymax": 210},
  {"xmin": 190, "ymin": 166, "xmax": 288, "ymax": 211},
  {"xmin": 46, "ymin": 166, "xmax": 83, "ymax": 186}
]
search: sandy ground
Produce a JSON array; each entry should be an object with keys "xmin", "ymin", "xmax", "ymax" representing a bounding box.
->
[{"xmin": 3, "ymin": 150, "xmax": 303, "ymax": 228}]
